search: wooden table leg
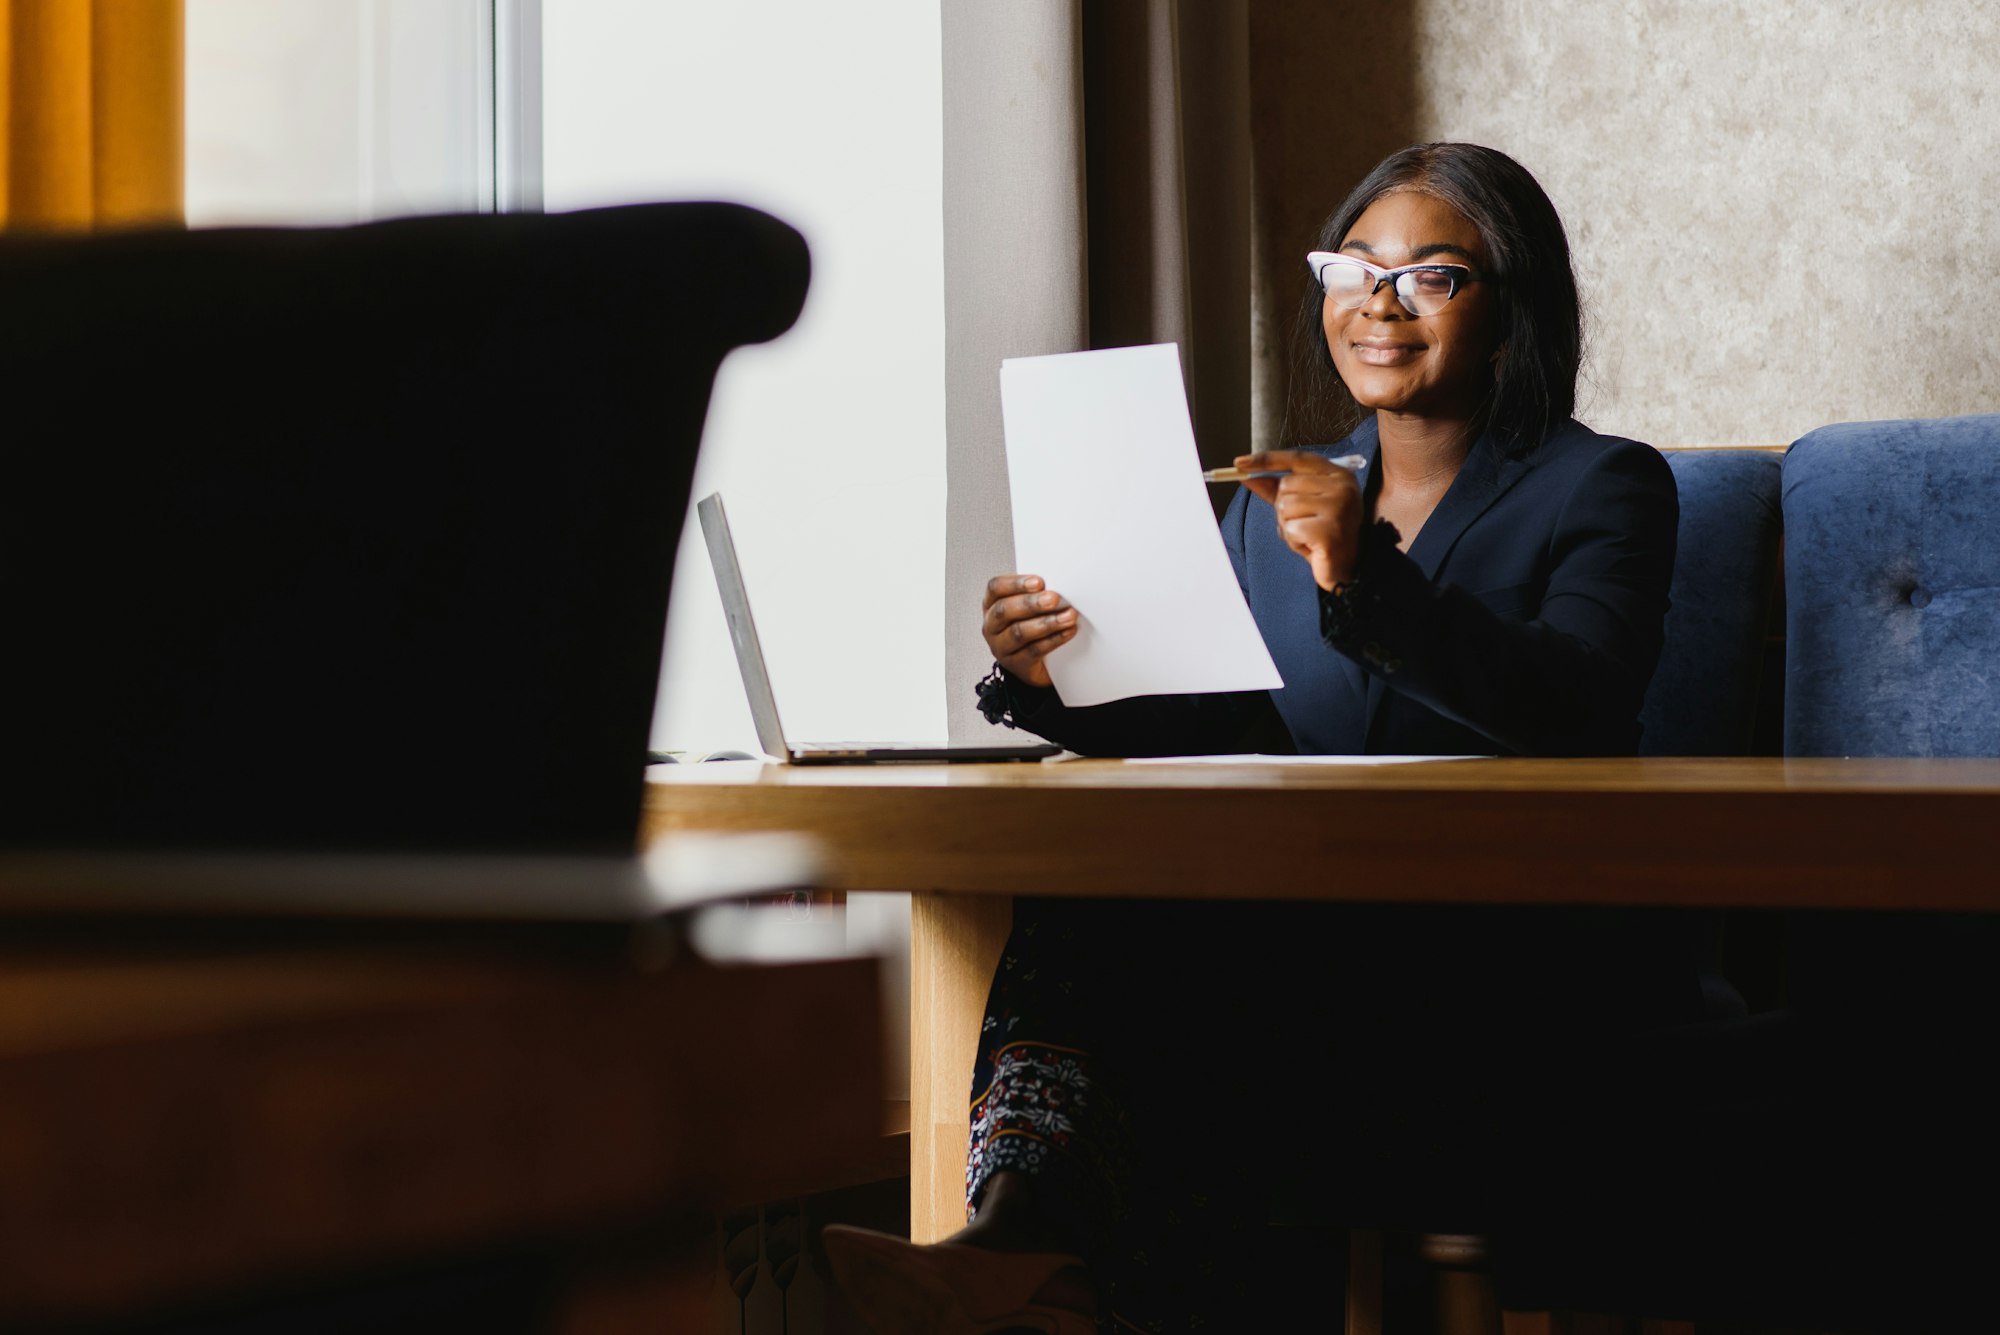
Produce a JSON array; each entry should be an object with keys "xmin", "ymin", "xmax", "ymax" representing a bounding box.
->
[
  {"xmin": 1423, "ymin": 1233, "xmax": 1501, "ymax": 1335},
  {"xmin": 909, "ymin": 893, "xmax": 1013, "ymax": 1243}
]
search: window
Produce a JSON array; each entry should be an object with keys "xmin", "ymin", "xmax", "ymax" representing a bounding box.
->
[
  {"xmin": 185, "ymin": 0, "xmax": 537, "ymax": 225},
  {"xmin": 543, "ymin": 2, "xmax": 946, "ymax": 758}
]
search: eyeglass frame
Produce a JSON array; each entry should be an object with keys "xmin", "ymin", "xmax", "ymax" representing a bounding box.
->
[{"xmin": 1305, "ymin": 249, "xmax": 1490, "ymax": 316}]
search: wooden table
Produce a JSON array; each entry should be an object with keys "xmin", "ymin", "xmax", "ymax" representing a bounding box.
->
[
  {"xmin": 645, "ymin": 755, "xmax": 2000, "ymax": 1240},
  {"xmin": 0, "ymin": 929, "xmax": 881, "ymax": 1330}
]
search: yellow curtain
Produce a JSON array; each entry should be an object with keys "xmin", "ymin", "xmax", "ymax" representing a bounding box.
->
[{"xmin": 0, "ymin": 0, "xmax": 183, "ymax": 232}]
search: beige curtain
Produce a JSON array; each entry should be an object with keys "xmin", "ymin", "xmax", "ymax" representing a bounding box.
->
[
  {"xmin": 941, "ymin": 0, "xmax": 1253, "ymax": 742},
  {"xmin": 0, "ymin": 0, "xmax": 184, "ymax": 232}
]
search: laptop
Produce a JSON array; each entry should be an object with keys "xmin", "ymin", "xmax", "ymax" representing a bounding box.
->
[{"xmin": 698, "ymin": 493, "xmax": 1059, "ymax": 764}]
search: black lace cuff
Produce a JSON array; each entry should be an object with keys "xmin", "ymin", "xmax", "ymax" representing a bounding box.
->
[
  {"xmin": 975, "ymin": 664, "xmax": 1020, "ymax": 729},
  {"xmin": 1319, "ymin": 518, "xmax": 1408, "ymax": 667}
]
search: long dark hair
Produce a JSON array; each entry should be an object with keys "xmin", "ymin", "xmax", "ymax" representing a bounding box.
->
[{"xmin": 1287, "ymin": 143, "xmax": 1582, "ymax": 455}]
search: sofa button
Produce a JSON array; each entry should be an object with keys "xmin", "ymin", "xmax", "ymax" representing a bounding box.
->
[{"xmin": 1909, "ymin": 586, "xmax": 1933, "ymax": 608}]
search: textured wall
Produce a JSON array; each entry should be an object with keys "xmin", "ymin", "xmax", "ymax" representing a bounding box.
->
[{"xmin": 1252, "ymin": 1, "xmax": 2000, "ymax": 447}]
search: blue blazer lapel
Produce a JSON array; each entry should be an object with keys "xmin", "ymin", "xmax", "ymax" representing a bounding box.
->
[
  {"xmin": 1361, "ymin": 430, "xmax": 1539, "ymax": 746},
  {"xmin": 1405, "ymin": 429, "xmax": 1538, "ymax": 579}
]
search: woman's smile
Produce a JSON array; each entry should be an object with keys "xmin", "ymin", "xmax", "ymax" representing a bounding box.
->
[{"xmin": 1351, "ymin": 336, "xmax": 1425, "ymax": 366}]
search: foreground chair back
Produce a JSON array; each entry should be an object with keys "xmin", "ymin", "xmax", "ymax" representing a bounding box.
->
[{"xmin": 0, "ymin": 204, "xmax": 808, "ymax": 853}]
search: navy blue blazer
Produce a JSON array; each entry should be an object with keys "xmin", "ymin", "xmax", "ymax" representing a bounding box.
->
[{"xmin": 1000, "ymin": 417, "xmax": 1678, "ymax": 759}]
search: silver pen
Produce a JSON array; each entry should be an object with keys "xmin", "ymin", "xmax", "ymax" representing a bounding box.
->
[{"xmin": 1202, "ymin": 453, "xmax": 1367, "ymax": 484}]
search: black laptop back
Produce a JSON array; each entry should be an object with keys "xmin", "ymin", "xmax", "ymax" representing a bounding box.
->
[{"xmin": 0, "ymin": 203, "xmax": 808, "ymax": 854}]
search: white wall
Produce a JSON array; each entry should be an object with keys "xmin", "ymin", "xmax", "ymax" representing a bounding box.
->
[{"xmin": 542, "ymin": 1, "xmax": 948, "ymax": 759}]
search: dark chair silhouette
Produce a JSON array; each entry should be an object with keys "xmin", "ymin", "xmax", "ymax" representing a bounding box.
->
[
  {"xmin": 1379, "ymin": 447, "xmax": 1788, "ymax": 1335},
  {"xmin": 0, "ymin": 203, "xmax": 807, "ymax": 856},
  {"xmin": 0, "ymin": 204, "xmax": 833, "ymax": 1330},
  {"xmin": 1480, "ymin": 420, "xmax": 2000, "ymax": 1334}
]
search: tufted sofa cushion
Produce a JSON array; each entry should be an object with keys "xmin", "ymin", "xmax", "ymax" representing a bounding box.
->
[
  {"xmin": 1783, "ymin": 414, "xmax": 2000, "ymax": 757},
  {"xmin": 1638, "ymin": 450, "xmax": 1784, "ymax": 756}
]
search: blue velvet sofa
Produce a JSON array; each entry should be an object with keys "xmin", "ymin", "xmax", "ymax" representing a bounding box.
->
[
  {"xmin": 1641, "ymin": 448, "xmax": 1785, "ymax": 757},
  {"xmin": 1784, "ymin": 412, "xmax": 2000, "ymax": 756},
  {"xmin": 1500, "ymin": 415, "xmax": 2000, "ymax": 1330}
]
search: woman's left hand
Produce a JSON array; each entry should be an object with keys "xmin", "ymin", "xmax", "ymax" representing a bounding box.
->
[{"xmin": 1235, "ymin": 451, "xmax": 1365, "ymax": 591}]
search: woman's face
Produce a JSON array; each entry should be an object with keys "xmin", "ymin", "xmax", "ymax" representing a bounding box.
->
[{"xmin": 1323, "ymin": 189, "xmax": 1502, "ymax": 422}]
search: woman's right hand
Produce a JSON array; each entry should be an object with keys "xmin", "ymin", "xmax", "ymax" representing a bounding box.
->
[{"xmin": 982, "ymin": 574, "xmax": 1078, "ymax": 689}]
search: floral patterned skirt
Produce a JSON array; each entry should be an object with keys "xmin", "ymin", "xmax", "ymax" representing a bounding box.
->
[{"xmin": 962, "ymin": 900, "xmax": 1364, "ymax": 1331}]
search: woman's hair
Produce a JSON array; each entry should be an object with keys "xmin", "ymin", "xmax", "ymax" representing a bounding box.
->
[{"xmin": 1287, "ymin": 142, "xmax": 1582, "ymax": 455}]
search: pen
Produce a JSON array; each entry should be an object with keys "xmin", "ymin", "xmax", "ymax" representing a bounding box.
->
[{"xmin": 1202, "ymin": 453, "xmax": 1367, "ymax": 484}]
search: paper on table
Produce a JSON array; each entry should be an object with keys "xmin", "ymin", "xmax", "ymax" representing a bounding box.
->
[
  {"xmin": 1124, "ymin": 754, "xmax": 1489, "ymax": 766},
  {"xmin": 1000, "ymin": 344, "xmax": 1282, "ymax": 707}
]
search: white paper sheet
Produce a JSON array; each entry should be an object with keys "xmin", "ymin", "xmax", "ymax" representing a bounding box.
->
[
  {"xmin": 1123, "ymin": 754, "xmax": 1489, "ymax": 766},
  {"xmin": 1000, "ymin": 344, "xmax": 1283, "ymax": 707}
]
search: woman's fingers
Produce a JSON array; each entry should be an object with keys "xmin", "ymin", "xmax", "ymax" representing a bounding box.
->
[
  {"xmin": 1273, "ymin": 481, "xmax": 1349, "ymax": 532},
  {"xmin": 1279, "ymin": 515, "xmax": 1326, "ymax": 562},
  {"xmin": 1273, "ymin": 476, "xmax": 1347, "ymax": 510},
  {"xmin": 981, "ymin": 573, "xmax": 1078, "ymax": 687},
  {"xmin": 1239, "ymin": 456, "xmax": 1357, "ymax": 507},
  {"xmin": 1234, "ymin": 451, "xmax": 1325, "ymax": 506},
  {"xmin": 983, "ymin": 589, "xmax": 1071, "ymax": 639},
  {"xmin": 983, "ymin": 581, "xmax": 1076, "ymax": 685},
  {"xmin": 998, "ymin": 607, "xmax": 1078, "ymax": 649},
  {"xmin": 1262, "ymin": 471, "xmax": 1362, "ymax": 592},
  {"xmin": 983, "ymin": 573, "xmax": 1044, "ymax": 611},
  {"xmin": 1239, "ymin": 475, "xmax": 1278, "ymax": 505},
  {"xmin": 1021, "ymin": 624, "xmax": 1078, "ymax": 658}
]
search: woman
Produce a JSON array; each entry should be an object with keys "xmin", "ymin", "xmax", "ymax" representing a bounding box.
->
[{"xmin": 827, "ymin": 143, "xmax": 1695, "ymax": 1333}]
